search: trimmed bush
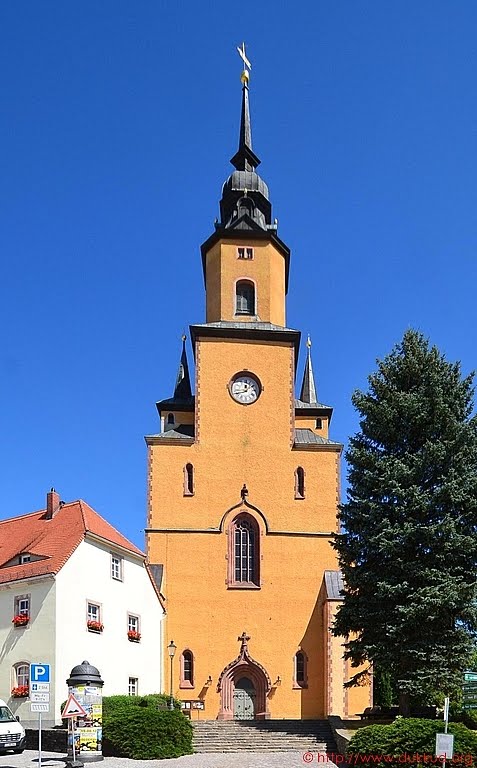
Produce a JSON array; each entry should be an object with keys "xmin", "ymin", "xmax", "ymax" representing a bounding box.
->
[
  {"xmin": 60, "ymin": 693, "xmax": 192, "ymax": 759},
  {"xmin": 103, "ymin": 707, "xmax": 193, "ymax": 759},
  {"xmin": 103, "ymin": 692, "xmax": 179, "ymax": 718},
  {"xmin": 347, "ymin": 718, "xmax": 477, "ymax": 768}
]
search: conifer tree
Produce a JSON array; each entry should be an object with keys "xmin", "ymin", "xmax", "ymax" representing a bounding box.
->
[{"xmin": 333, "ymin": 330, "xmax": 477, "ymax": 714}]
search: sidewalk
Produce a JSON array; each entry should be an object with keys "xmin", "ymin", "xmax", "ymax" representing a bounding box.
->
[{"xmin": 0, "ymin": 748, "xmax": 335, "ymax": 767}]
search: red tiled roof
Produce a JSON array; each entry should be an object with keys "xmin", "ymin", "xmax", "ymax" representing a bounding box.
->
[{"xmin": 0, "ymin": 499, "xmax": 144, "ymax": 585}]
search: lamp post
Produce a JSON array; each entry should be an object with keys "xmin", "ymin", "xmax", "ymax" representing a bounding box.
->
[{"xmin": 168, "ymin": 640, "xmax": 177, "ymax": 710}]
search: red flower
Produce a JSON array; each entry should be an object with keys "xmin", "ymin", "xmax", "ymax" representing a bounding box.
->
[
  {"xmin": 11, "ymin": 686, "xmax": 29, "ymax": 698},
  {"xmin": 87, "ymin": 620, "xmax": 103, "ymax": 632},
  {"xmin": 12, "ymin": 614, "xmax": 29, "ymax": 627},
  {"xmin": 127, "ymin": 630, "xmax": 141, "ymax": 642}
]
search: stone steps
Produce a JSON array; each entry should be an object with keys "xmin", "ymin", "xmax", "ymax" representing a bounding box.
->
[{"xmin": 192, "ymin": 719, "xmax": 336, "ymax": 753}]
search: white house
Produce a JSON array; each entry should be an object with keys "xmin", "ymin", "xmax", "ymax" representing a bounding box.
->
[{"xmin": 0, "ymin": 489, "xmax": 164, "ymax": 727}]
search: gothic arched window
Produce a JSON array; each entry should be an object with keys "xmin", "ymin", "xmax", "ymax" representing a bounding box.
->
[
  {"xmin": 184, "ymin": 463, "xmax": 194, "ymax": 496},
  {"xmin": 295, "ymin": 466, "xmax": 305, "ymax": 499},
  {"xmin": 228, "ymin": 514, "xmax": 260, "ymax": 587},
  {"xmin": 294, "ymin": 650, "xmax": 308, "ymax": 688},
  {"xmin": 235, "ymin": 280, "xmax": 255, "ymax": 316},
  {"xmin": 180, "ymin": 649, "xmax": 194, "ymax": 688}
]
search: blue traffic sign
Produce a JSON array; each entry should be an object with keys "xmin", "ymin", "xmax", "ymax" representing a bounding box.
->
[{"xmin": 30, "ymin": 663, "xmax": 50, "ymax": 683}]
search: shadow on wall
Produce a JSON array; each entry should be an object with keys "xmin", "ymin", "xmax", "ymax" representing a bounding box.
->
[{"xmin": 299, "ymin": 580, "xmax": 326, "ymax": 719}]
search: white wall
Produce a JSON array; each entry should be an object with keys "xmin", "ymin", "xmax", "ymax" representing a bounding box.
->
[
  {"xmin": 0, "ymin": 577, "xmax": 56, "ymax": 728},
  {"xmin": 55, "ymin": 538, "xmax": 163, "ymax": 724}
]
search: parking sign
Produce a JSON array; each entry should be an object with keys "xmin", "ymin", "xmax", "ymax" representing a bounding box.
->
[{"xmin": 30, "ymin": 663, "xmax": 50, "ymax": 684}]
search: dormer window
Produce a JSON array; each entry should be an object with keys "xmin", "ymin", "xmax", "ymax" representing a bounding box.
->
[
  {"xmin": 237, "ymin": 247, "xmax": 254, "ymax": 260},
  {"xmin": 235, "ymin": 280, "xmax": 255, "ymax": 315},
  {"xmin": 20, "ymin": 554, "xmax": 31, "ymax": 564}
]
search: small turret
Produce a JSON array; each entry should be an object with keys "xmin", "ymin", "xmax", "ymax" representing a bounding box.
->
[
  {"xmin": 299, "ymin": 336, "xmax": 318, "ymax": 404},
  {"xmin": 174, "ymin": 335, "xmax": 192, "ymax": 401}
]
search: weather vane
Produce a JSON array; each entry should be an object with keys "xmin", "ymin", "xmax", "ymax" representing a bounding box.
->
[{"xmin": 237, "ymin": 42, "xmax": 251, "ymax": 85}]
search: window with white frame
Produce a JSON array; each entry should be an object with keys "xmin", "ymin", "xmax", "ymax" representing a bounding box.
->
[
  {"xmin": 111, "ymin": 554, "xmax": 123, "ymax": 581},
  {"xmin": 237, "ymin": 246, "xmax": 254, "ymax": 260},
  {"xmin": 20, "ymin": 554, "xmax": 31, "ymax": 564},
  {"xmin": 14, "ymin": 595, "xmax": 30, "ymax": 617},
  {"xmin": 128, "ymin": 677, "xmax": 138, "ymax": 696},
  {"xmin": 13, "ymin": 662, "xmax": 29, "ymax": 689},
  {"xmin": 87, "ymin": 602, "xmax": 100, "ymax": 622},
  {"xmin": 128, "ymin": 614, "xmax": 139, "ymax": 633}
]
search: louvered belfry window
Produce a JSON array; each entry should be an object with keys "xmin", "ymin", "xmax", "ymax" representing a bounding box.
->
[{"xmin": 235, "ymin": 281, "xmax": 255, "ymax": 315}]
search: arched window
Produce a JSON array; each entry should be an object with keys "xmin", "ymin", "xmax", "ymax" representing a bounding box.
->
[
  {"xmin": 180, "ymin": 650, "xmax": 194, "ymax": 688},
  {"xmin": 235, "ymin": 281, "xmax": 255, "ymax": 316},
  {"xmin": 293, "ymin": 650, "xmax": 308, "ymax": 688},
  {"xmin": 167, "ymin": 413, "xmax": 175, "ymax": 425},
  {"xmin": 228, "ymin": 514, "xmax": 260, "ymax": 587},
  {"xmin": 184, "ymin": 463, "xmax": 194, "ymax": 496},
  {"xmin": 12, "ymin": 662, "xmax": 29, "ymax": 695},
  {"xmin": 295, "ymin": 467, "xmax": 305, "ymax": 499}
]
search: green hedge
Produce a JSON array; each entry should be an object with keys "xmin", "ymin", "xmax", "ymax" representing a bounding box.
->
[
  {"xmin": 347, "ymin": 718, "xmax": 477, "ymax": 768},
  {"xmin": 102, "ymin": 694, "xmax": 192, "ymax": 759},
  {"xmin": 61, "ymin": 694, "xmax": 192, "ymax": 759},
  {"xmin": 103, "ymin": 706, "xmax": 193, "ymax": 759}
]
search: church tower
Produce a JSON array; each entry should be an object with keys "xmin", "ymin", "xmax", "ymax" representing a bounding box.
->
[{"xmin": 145, "ymin": 51, "xmax": 370, "ymax": 720}]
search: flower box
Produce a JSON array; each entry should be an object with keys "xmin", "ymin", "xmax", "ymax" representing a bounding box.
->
[
  {"xmin": 127, "ymin": 630, "xmax": 141, "ymax": 642},
  {"xmin": 87, "ymin": 620, "xmax": 103, "ymax": 632},
  {"xmin": 11, "ymin": 686, "xmax": 29, "ymax": 698},
  {"xmin": 12, "ymin": 614, "xmax": 29, "ymax": 627}
]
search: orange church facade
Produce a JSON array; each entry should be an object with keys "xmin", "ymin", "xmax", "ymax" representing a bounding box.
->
[{"xmin": 145, "ymin": 66, "xmax": 371, "ymax": 720}]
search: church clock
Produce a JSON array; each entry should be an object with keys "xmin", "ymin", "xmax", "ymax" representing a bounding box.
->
[{"xmin": 229, "ymin": 372, "xmax": 262, "ymax": 404}]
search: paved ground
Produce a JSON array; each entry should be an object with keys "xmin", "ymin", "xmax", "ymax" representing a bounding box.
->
[{"xmin": 0, "ymin": 749, "xmax": 335, "ymax": 767}]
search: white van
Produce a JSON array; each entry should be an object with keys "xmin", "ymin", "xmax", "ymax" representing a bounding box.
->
[{"xmin": 0, "ymin": 699, "xmax": 26, "ymax": 754}]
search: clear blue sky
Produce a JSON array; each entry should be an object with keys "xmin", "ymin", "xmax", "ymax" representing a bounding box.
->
[{"xmin": 2, "ymin": 2, "xmax": 476, "ymax": 548}]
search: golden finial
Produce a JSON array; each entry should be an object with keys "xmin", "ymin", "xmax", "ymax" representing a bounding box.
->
[
  {"xmin": 306, "ymin": 335, "xmax": 312, "ymax": 349},
  {"xmin": 237, "ymin": 42, "xmax": 251, "ymax": 85}
]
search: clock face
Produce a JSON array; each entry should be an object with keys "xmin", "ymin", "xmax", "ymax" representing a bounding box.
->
[{"xmin": 229, "ymin": 373, "xmax": 261, "ymax": 405}]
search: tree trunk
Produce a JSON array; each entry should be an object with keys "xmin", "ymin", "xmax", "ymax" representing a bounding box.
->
[{"xmin": 398, "ymin": 691, "xmax": 410, "ymax": 717}]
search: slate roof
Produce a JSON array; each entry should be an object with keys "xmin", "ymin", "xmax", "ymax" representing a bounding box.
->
[
  {"xmin": 147, "ymin": 425, "xmax": 195, "ymax": 440},
  {"xmin": 192, "ymin": 321, "xmax": 299, "ymax": 333},
  {"xmin": 145, "ymin": 563, "xmax": 166, "ymax": 611},
  {"xmin": 148, "ymin": 564, "xmax": 163, "ymax": 592},
  {"xmin": 294, "ymin": 398, "xmax": 333, "ymax": 410},
  {"xmin": 156, "ymin": 396, "xmax": 195, "ymax": 412},
  {"xmin": 294, "ymin": 429, "xmax": 342, "ymax": 447},
  {"xmin": 0, "ymin": 499, "xmax": 144, "ymax": 586},
  {"xmin": 324, "ymin": 570, "xmax": 345, "ymax": 600}
]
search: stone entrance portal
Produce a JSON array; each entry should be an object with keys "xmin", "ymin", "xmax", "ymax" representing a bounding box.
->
[{"xmin": 217, "ymin": 632, "xmax": 271, "ymax": 720}]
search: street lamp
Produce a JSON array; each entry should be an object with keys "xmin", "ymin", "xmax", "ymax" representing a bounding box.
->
[{"xmin": 168, "ymin": 640, "xmax": 177, "ymax": 710}]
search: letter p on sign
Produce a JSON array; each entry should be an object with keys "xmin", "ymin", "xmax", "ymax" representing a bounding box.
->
[{"xmin": 30, "ymin": 663, "xmax": 50, "ymax": 683}]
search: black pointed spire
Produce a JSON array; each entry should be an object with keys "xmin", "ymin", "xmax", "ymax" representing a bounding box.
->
[
  {"xmin": 173, "ymin": 336, "xmax": 192, "ymax": 400},
  {"xmin": 230, "ymin": 82, "xmax": 261, "ymax": 172},
  {"xmin": 218, "ymin": 63, "xmax": 272, "ymax": 231},
  {"xmin": 299, "ymin": 336, "xmax": 318, "ymax": 404}
]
